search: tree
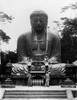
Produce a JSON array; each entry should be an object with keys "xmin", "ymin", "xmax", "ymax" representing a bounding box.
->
[
  {"xmin": 0, "ymin": 11, "xmax": 14, "ymax": 74},
  {"xmin": 0, "ymin": 29, "xmax": 11, "ymax": 65},
  {"xmin": 0, "ymin": 30, "xmax": 11, "ymax": 74},
  {"xmin": 52, "ymin": 2, "xmax": 77, "ymax": 63},
  {"xmin": 61, "ymin": 18, "xmax": 77, "ymax": 63}
]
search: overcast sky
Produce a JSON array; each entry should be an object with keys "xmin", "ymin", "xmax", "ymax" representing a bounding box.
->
[{"xmin": 0, "ymin": 0, "xmax": 77, "ymax": 51}]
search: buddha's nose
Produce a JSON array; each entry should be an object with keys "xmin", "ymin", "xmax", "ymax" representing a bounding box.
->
[{"xmin": 37, "ymin": 20, "xmax": 41, "ymax": 25}]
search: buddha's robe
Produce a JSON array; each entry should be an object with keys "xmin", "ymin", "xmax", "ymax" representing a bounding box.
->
[
  {"xmin": 17, "ymin": 31, "xmax": 60, "ymax": 61},
  {"xmin": 12, "ymin": 31, "xmax": 65, "ymax": 75}
]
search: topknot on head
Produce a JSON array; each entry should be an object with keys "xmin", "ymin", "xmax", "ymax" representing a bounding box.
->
[{"xmin": 30, "ymin": 10, "xmax": 48, "ymax": 19}]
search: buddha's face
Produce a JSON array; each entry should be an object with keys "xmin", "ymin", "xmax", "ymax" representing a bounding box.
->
[{"xmin": 31, "ymin": 15, "xmax": 48, "ymax": 32}]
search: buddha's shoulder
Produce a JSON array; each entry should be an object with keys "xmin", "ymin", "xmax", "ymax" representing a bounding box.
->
[
  {"xmin": 48, "ymin": 31, "xmax": 59, "ymax": 39},
  {"xmin": 18, "ymin": 31, "xmax": 32, "ymax": 39}
]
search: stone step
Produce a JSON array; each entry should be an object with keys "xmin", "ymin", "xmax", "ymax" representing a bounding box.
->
[
  {"xmin": 3, "ymin": 94, "xmax": 67, "ymax": 98},
  {"xmin": 3, "ymin": 90, "xmax": 67, "ymax": 99},
  {"xmin": 4, "ymin": 90, "xmax": 66, "ymax": 95}
]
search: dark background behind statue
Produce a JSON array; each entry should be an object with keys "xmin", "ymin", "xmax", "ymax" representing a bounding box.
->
[{"xmin": 1, "ymin": 51, "xmax": 18, "ymax": 75}]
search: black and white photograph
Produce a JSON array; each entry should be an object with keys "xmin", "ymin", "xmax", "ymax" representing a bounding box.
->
[{"xmin": 0, "ymin": 0, "xmax": 77, "ymax": 100}]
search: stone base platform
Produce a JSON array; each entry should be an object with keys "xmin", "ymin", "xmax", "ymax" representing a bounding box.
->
[{"xmin": 0, "ymin": 85, "xmax": 77, "ymax": 100}]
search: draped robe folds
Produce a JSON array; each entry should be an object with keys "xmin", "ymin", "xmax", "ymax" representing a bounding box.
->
[{"xmin": 12, "ymin": 31, "xmax": 66, "ymax": 75}]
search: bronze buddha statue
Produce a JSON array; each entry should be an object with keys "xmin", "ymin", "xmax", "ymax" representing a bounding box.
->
[{"xmin": 12, "ymin": 10, "xmax": 65, "ymax": 76}]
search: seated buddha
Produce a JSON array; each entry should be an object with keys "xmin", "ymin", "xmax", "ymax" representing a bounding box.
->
[{"xmin": 12, "ymin": 10, "xmax": 66, "ymax": 76}]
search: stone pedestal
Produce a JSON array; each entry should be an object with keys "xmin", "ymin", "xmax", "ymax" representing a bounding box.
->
[
  {"xmin": 1, "ymin": 78, "xmax": 15, "ymax": 88},
  {"xmin": 61, "ymin": 78, "xmax": 76, "ymax": 88},
  {"xmin": 61, "ymin": 64, "xmax": 76, "ymax": 88}
]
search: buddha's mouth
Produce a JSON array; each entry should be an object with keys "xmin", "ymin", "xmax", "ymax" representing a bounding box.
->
[{"xmin": 35, "ymin": 27, "xmax": 44, "ymax": 31}]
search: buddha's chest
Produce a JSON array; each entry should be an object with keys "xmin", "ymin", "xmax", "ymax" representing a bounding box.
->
[
  {"xmin": 32, "ymin": 40, "xmax": 46, "ymax": 50},
  {"xmin": 31, "ymin": 36, "xmax": 47, "ymax": 56}
]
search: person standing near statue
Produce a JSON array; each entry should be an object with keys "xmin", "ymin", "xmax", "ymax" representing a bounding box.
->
[
  {"xmin": 45, "ymin": 71, "xmax": 50, "ymax": 87},
  {"xmin": 27, "ymin": 72, "xmax": 32, "ymax": 86}
]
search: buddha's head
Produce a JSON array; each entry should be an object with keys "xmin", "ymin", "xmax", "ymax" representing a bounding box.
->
[{"xmin": 30, "ymin": 10, "xmax": 48, "ymax": 32}]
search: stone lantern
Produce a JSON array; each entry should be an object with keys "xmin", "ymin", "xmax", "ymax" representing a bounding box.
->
[{"xmin": 1, "ymin": 60, "xmax": 15, "ymax": 88}]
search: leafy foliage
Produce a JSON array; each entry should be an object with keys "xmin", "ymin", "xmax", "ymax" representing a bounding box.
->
[
  {"xmin": 0, "ymin": 12, "xmax": 14, "ymax": 23},
  {"xmin": 61, "ymin": 2, "xmax": 77, "ymax": 13},
  {"xmin": 0, "ymin": 11, "xmax": 14, "ymax": 42},
  {"xmin": 0, "ymin": 11, "xmax": 14, "ymax": 43},
  {"xmin": 62, "ymin": 17, "xmax": 77, "ymax": 36},
  {"xmin": 61, "ymin": 17, "xmax": 77, "ymax": 63},
  {"xmin": 0, "ymin": 29, "xmax": 10, "ymax": 43}
]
